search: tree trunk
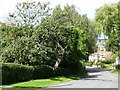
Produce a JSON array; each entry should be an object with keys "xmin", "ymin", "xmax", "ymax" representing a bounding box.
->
[
  {"xmin": 54, "ymin": 56, "xmax": 62, "ymax": 69},
  {"xmin": 54, "ymin": 42, "xmax": 66, "ymax": 69}
]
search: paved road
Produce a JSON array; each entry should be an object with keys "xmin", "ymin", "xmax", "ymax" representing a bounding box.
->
[{"xmin": 47, "ymin": 66, "xmax": 118, "ymax": 88}]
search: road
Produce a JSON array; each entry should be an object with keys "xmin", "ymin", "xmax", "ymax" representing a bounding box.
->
[{"xmin": 47, "ymin": 66, "xmax": 119, "ymax": 88}]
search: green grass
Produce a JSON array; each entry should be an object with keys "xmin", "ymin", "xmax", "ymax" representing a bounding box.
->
[
  {"xmin": 1, "ymin": 76, "xmax": 81, "ymax": 89},
  {"xmin": 103, "ymin": 64, "xmax": 112, "ymax": 70},
  {"xmin": 102, "ymin": 64, "xmax": 120, "ymax": 75},
  {"xmin": 0, "ymin": 86, "xmax": 2, "ymax": 90},
  {"xmin": 12, "ymin": 77, "xmax": 71, "ymax": 88},
  {"xmin": 84, "ymin": 61, "xmax": 93, "ymax": 66},
  {"xmin": 2, "ymin": 87, "xmax": 36, "ymax": 90},
  {"xmin": 111, "ymin": 69, "xmax": 120, "ymax": 74}
]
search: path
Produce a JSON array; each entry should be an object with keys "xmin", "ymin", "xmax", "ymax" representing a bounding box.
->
[{"xmin": 45, "ymin": 66, "xmax": 118, "ymax": 88}]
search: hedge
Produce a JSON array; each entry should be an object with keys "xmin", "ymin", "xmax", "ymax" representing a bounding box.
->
[
  {"xmin": 54, "ymin": 61, "xmax": 86, "ymax": 77},
  {"xmin": 1, "ymin": 62, "xmax": 86, "ymax": 85},
  {"xmin": 1, "ymin": 63, "xmax": 54, "ymax": 85},
  {"xmin": 32, "ymin": 65, "xmax": 53, "ymax": 79},
  {"xmin": 100, "ymin": 60, "xmax": 114, "ymax": 64},
  {"xmin": 2, "ymin": 63, "xmax": 33, "ymax": 85}
]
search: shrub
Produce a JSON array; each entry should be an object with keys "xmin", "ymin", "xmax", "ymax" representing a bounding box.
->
[
  {"xmin": 54, "ymin": 68, "xmax": 70, "ymax": 76},
  {"xmin": 54, "ymin": 62, "xmax": 86, "ymax": 77},
  {"xmin": 32, "ymin": 65, "xmax": 53, "ymax": 79},
  {"xmin": 100, "ymin": 60, "xmax": 114, "ymax": 64},
  {"xmin": 2, "ymin": 63, "xmax": 54, "ymax": 85},
  {"xmin": 1, "ymin": 62, "xmax": 86, "ymax": 85},
  {"xmin": 115, "ymin": 65, "xmax": 120, "ymax": 70},
  {"xmin": 69, "ymin": 61, "xmax": 86, "ymax": 74},
  {"xmin": 111, "ymin": 54, "xmax": 117, "ymax": 62},
  {"xmin": 101, "ymin": 64, "xmax": 106, "ymax": 68},
  {"xmin": 2, "ymin": 63, "xmax": 33, "ymax": 85}
]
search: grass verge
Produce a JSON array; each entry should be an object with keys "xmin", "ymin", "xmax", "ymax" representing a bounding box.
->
[
  {"xmin": 103, "ymin": 64, "xmax": 112, "ymax": 69},
  {"xmin": 1, "ymin": 76, "xmax": 82, "ymax": 89},
  {"xmin": 102, "ymin": 64, "xmax": 120, "ymax": 75},
  {"xmin": 111, "ymin": 69, "xmax": 120, "ymax": 74}
]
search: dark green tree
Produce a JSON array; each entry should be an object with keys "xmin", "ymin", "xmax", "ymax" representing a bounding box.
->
[{"xmin": 40, "ymin": 4, "xmax": 97, "ymax": 59}]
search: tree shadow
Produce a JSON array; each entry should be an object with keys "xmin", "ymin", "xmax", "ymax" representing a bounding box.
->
[
  {"xmin": 66, "ymin": 76, "xmax": 81, "ymax": 80},
  {"xmin": 86, "ymin": 74, "xmax": 101, "ymax": 78},
  {"xmin": 50, "ymin": 77, "xmax": 64, "ymax": 82},
  {"xmin": 84, "ymin": 67, "xmax": 112, "ymax": 82},
  {"xmin": 84, "ymin": 78, "xmax": 112, "ymax": 82},
  {"xmin": 86, "ymin": 67, "xmax": 107, "ymax": 73},
  {"xmin": 50, "ymin": 75, "xmax": 81, "ymax": 82}
]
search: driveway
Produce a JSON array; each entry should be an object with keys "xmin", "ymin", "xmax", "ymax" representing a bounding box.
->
[{"xmin": 47, "ymin": 66, "xmax": 118, "ymax": 88}]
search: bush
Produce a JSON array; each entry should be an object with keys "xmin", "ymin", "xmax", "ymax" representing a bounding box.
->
[
  {"xmin": 54, "ymin": 62, "xmax": 86, "ymax": 77},
  {"xmin": 100, "ymin": 60, "xmax": 114, "ymax": 64},
  {"xmin": 101, "ymin": 64, "xmax": 106, "ymax": 68},
  {"xmin": 32, "ymin": 65, "xmax": 53, "ymax": 79},
  {"xmin": 111, "ymin": 54, "xmax": 117, "ymax": 62},
  {"xmin": 115, "ymin": 65, "xmax": 120, "ymax": 70},
  {"xmin": 1, "ymin": 63, "xmax": 54, "ymax": 85},
  {"xmin": 1, "ymin": 62, "xmax": 86, "ymax": 85},
  {"xmin": 2, "ymin": 63, "xmax": 33, "ymax": 85},
  {"xmin": 54, "ymin": 68, "xmax": 70, "ymax": 76},
  {"xmin": 100, "ymin": 54, "xmax": 117, "ymax": 64}
]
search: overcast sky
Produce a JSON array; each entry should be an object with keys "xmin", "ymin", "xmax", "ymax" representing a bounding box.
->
[{"xmin": 0, "ymin": 0, "xmax": 119, "ymax": 22}]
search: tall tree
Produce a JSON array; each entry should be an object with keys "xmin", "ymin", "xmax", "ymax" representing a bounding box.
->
[
  {"xmin": 8, "ymin": 1, "xmax": 50, "ymax": 27},
  {"xmin": 94, "ymin": 2, "xmax": 120, "ymax": 53},
  {"xmin": 41, "ymin": 4, "xmax": 97, "ymax": 58},
  {"xmin": 1, "ymin": 1, "xmax": 51, "ymax": 65}
]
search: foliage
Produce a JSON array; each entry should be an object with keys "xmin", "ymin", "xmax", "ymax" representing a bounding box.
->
[
  {"xmin": 32, "ymin": 65, "xmax": 53, "ymax": 79},
  {"xmin": 2, "ymin": 63, "xmax": 33, "ymax": 85},
  {"xmin": 80, "ymin": 15, "xmax": 97, "ymax": 56},
  {"xmin": 1, "ymin": 2, "xmax": 97, "ymax": 68},
  {"xmin": 32, "ymin": 26, "xmax": 80, "ymax": 67},
  {"xmin": 94, "ymin": 2, "xmax": 120, "ymax": 53},
  {"xmin": 100, "ymin": 63, "xmax": 112, "ymax": 69},
  {"xmin": 1, "ymin": 62, "xmax": 86, "ymax": 85},
  {"xmin": 54, "ymin": 61, "xmax": 86, "ymax": 76},
  {"xmin": 115, "ymin": 65, "xmax": 120, "ymax": 70},
  {"xmin": 100, "ymin": 63, "xmax": 120, "ymax": 74},
  {"xmin": 100, "ymin": 60, "xmax": 114, "ymax": 64},
  {"xmin": 40, "ymin": 4, "xmax": 97, "ymax": 59},
  {"xmin": 1, "ymin": 24, "xmax": 34, "ymax": 65},
  {"xmin": 105, "ymin": 34, "xmax": 120, "ymax": 53},
  {"xmin": 84, "ymin": 61, "xmax": 94, "ymax": 66},
  {"xmin": 111, "ymin": 69, "xmax": 120, "ymax": 75},
  {"xmin": 8, "ymin": 1, "xmax": 51, "ymax": 26},
  {"xmin": 100, "ymin": 64, "xmax": 106, "ymax": 68},
  {"xmin": 2, "ymin": 63, "xmax": 54, "ymax": 85},
  {"xmin": 1, "ymin": 23, "xmax": 80, "ymax": 67}
]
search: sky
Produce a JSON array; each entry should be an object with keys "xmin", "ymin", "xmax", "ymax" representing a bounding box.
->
[{"xmin": 0, "ymin": 0, "xmax": 119, "ymax": 22}]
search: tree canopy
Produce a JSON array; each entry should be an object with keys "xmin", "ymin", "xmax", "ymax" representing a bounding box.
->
[
  {"xmin": 8, "ymin": 1, "xmax": 51, "ymax": 27},
  {"xmin": 94, "ymin": 2, "xmax": 120, "ymax": 53},
  {"xmin": 1, "ymin": 1, "xmax": 97, "ymax": 68}
]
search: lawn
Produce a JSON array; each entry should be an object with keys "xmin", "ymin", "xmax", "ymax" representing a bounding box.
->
[{"xmin": 1, "ymin": 76, "xmax": 81, "ymax": 89}]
